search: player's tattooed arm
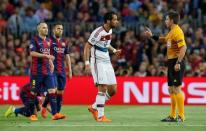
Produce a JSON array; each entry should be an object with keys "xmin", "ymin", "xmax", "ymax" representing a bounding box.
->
[
  {"xmin": 65, "ymin": 54, "xmax": 72, "ymax": 79},
  {"xmin": 108, "ymin": 45, "xmax": 121, "ymax": 56}
]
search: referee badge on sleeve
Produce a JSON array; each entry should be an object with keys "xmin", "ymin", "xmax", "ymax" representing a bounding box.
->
[{"xmin": 167, "ymin": 41, "xmax": 171, "ymax": 48}]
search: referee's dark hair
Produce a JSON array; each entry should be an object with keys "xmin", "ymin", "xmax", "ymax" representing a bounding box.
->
[
  {"xmin": 103, "ymin": 12, "xmax": 117, "ymax": 23},
  {"xmin": 167, "ymin": 11, "xmax": 180, "ymax": 24}
]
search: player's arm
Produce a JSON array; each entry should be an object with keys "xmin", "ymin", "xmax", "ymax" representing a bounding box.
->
[
  {"xmin": 49, "ymin": 59, "xmax": 54, "ymax": 73},
  {"xmin": 144, "ymin": 27, "xmax": 166, "ymax": 43},
  {"xmin": 84, "ymin": 42, "xmax": 92, "ymax": 62},
  {"xmin": 64, "ymin": 42, "xmax": 72, "ymax": 79},
  {"xmin": 30, "ymin": 51, "xmax": 55, "ymax": 60},
  {"xmin": 108, "ymin": 45, "xmax": 121, "ymax": 56},
  {"xmin": 84, "ymin": 42, "xmax": 93, "ymax": 74},
  {"xmin": 65, "ymin": 54, "xmax": 72, "ymax": 79},
  {"xmin": 30, "ymin": 51, "xmax": 47, "ymax": 58}
]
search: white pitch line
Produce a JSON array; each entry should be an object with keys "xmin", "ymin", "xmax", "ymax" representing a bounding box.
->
[{"xmin": 7, "ymin": 124, "xmax": 206, "ymax": 127}]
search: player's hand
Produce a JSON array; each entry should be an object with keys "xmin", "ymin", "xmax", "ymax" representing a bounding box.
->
[
  {"xmin": 174, "ymin": 64, "xmax": 181, "ymax": 71},
  {"xmin": 68, "ymin": 72, "xmax": 72, "ymax": 80},
  {"xmin": 85, "ymin": 64, "xmax": 91, "ymax": 75},
  {"xmin": 144, "ymin": 27, "xmax": 153, "ymax": 38},
  {"xmin": 45, "ymin": 54, "xmax": 55, "ymax": 60},
  {"xmin": 114, "ymin": 49, "xmax": 122, "ymax": 56},
  {"xmin": 49, "ymin": 59, "xmax": 54, "ymax": 73}
]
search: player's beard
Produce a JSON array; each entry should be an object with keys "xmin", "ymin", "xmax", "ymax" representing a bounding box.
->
[{"xmin": 55, "ymin": 34, "xmax": 61, "ymax": 38}]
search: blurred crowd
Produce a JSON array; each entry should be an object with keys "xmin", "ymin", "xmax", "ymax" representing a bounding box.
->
[{"xmin": 0, "ymin": 0, "xmax": 206, "ymax": 77}]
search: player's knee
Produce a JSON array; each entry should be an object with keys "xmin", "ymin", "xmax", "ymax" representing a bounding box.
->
[
  {"xmin": 98, "ymin": 85, "xmax": 107, "ymax": 93},
  {"xmin": 57, "ymin": 90, "xmax": 64, "ymax": 94},
  {"xmin": 48, "ymin": 88, "xmax": 56, "ymax": 94}
]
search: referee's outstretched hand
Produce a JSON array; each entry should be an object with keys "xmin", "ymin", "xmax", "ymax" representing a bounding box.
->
[{"xmin": 144, "ymin": 27, "xmax": 153, "ymax": 38}]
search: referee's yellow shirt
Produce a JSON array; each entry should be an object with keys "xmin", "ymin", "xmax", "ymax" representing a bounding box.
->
[{"xmin": 165, "ymin": 25, "xmax": 186, "ymax": 59}]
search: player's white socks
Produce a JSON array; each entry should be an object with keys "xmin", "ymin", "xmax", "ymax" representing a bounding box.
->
[
  {"xmin": 92, "ymin": 102, "xmax": 97, "ymax": 109},
  {"xmin": 92, "ymin": 91, "xmax": 111, "ymax": 110},
  {"xmin": 95, "ymin": 92, "xmax": 106, "ymax": 118}
]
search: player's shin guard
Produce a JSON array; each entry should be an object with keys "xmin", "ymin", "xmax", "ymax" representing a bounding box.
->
[
  {"xmin": 42, "ymin": 94, "xmax": 49, "ymax": 108},
  {"xmin": 48, "ymin": 93, "xmax": 57, "ymax": 115},
  {"xmin": 95, "ymin": 92, "xmax": 106, "ymax": 118},
  {"xmin": 169, "ymin": 94, "xmax": 177, "ymax": 118},
  {"xmin": 176, "ymin": 92, "xmax": 185, "ymax": 120},
  {"xmin": 57, "ymin": 94, "xmax": 63, "ymax": 113}
]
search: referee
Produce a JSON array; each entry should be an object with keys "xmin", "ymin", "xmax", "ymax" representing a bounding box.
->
[{"xmin": 145, "ymin": 10, "xmax": 187, "ymax": 122}]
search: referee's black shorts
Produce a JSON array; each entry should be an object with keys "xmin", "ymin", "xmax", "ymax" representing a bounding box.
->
[{"xmin": 167, "ymin": 58, "xmax": 185, "ymax": 87}]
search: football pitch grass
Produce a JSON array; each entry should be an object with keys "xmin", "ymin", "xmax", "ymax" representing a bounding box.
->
[{"xmin": 0, "ymin": 105, "xmax": 206, "ymax": 131}]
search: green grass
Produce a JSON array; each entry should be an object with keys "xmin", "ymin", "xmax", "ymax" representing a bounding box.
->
[{"xmin": 0, "ymin": 105, "xmax": 206, "ymax": 131}]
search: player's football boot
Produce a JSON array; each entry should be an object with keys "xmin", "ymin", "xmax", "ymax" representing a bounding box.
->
[
  {"xmin": 30, "ymin": 115, "xmax": 38, "ymax": 121},
  {"xmin": 4, "ymin": 106, "xmax": 15, "ymax": 117},
  {"xmin": 161, "ymin": 116, "xmax": 176, "ymax": 122},
  {"xmin": 97, "ymin": 115, "xmax": 112, "ymax": 122},
  {"xmin": 57, "ymin": 113, "xmax": 66, "ymax": 119},
  {"xmin": 176, "ymin": 115, "xmax": 185, "ymax": 122},
  {"xmin": 52, "ymin": 113, "xmax": 65, "ymax": 120},
  {"xmin": 41, "ymin": 107, "xmax": 47, "ymax": 118},
  {"xmin": 88, "ymin": 105, "xmax": 98, "ymax": 120}
]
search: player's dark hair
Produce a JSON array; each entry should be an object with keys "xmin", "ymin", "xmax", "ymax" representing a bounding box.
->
[
  {"xmin": 167, "ymin": 11, "xmax": 180, "ymax": 24},
  {"xmin": 53, "ymin": 22, "xmax": 63, "ymax": 28},
  {"xmin": 103, "ymin": 12, "xmax": 117, "ymax": 23}
]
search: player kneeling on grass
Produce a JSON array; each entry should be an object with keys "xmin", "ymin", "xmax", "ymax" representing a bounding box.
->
[{"xmin": 5, "ymin": 83, "xmax": 41, "ymax": 118}]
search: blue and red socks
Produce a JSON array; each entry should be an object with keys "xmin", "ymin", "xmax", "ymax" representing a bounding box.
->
[
  {"xmin": 48, "ymin": 93, "xmax": 57, "ymax": 115},
  {"xmin": 57, "ymin": 94, "xmax": 63, "ymax": 113}
]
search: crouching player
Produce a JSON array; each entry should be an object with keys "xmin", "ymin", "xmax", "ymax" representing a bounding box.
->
[{"xmin": 4, "ymin": 83, "xmax": 41, "ymax": 119}]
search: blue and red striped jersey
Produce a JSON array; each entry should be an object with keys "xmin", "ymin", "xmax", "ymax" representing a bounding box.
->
[
  {"xmin": 50, "ymin": 36, "xmax": 70, "ymax": 74},
  {"xmin": 30, "ymin": 36, "xmax": 52, "ymax": 75}
]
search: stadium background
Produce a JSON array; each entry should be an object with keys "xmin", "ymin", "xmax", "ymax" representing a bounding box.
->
[{"xmin": 0, "ymin": 0, "xmax": 206, "ymax": 131}]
